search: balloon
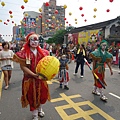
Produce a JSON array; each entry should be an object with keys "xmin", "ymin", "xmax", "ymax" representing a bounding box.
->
[
  {"xmin": 84, "ymin": 19, "xmax": 87, "ymax": 22},
  {"xmin": 24, "ymin": 0, "xmax": 28, "ymax": 3},
  {"xmin": 75, "ymin": 22, "xmax": 77, "ymax": 24},
  {"xmin": 1, "ymin": 2, "xmax": 5, "ymax": 7},
  {"xmin": 63, "ymin": 5, "xmax": 67, "ymax": 9},
  {"xmin": 36, "ymin": 56, "xmax": 60, "ymax": 81},
  {"xmin": 0, "ymin": 20, "xmax": 2, "ymax": 22},
  {"xmin": 12, "ymin": 21, "xmax": 14, "ymax": 24}
]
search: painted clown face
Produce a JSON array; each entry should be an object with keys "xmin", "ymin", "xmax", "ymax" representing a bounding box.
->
[
  {"xmin": 101, "ymin": 42, "xmax": 107, "ymax": 51},
  {"xmin": 29, "ymin": 34, "xmax": 39, "ymax": 48}
]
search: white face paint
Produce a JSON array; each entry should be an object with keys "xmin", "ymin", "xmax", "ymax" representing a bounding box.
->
[
  {"xmin": 101, "ymin": 43, "xmax": 107, "ymax": 51},
  {"xmin": 29, "ymin": 35, "xmax": 39, "ymax": 48},
  {"xmin": 30, "ymin": 40, "xmax": 39, "ymax": 48}
]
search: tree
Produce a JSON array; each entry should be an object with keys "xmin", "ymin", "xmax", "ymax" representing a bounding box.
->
[{"xmin": 46, "ymin": 29, "xmax": 67, "ymax": 45}]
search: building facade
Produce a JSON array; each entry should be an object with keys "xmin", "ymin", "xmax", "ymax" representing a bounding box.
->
[{"xmin": 41, "ymin": 0, "xmax": 65, "ymax": 37}]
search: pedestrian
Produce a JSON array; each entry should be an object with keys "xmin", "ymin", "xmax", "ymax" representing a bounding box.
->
[
  {"xmin": 90, "ymin": 40, "xmax": 113, "ymax": 101},
  {"xmin": 13, "ymin": 32, "xmax": 50, "ymax": 120},
  {"xmin": 73, "ymin": 44, "xmax": 87, "ymax": 78},
  {"xmin": 59, "ymin": 55, "xmax": 69, "ymax": 90},
  {"xmin": 0, "ymin": 42, "xmax": 14, "ymax": 90}
]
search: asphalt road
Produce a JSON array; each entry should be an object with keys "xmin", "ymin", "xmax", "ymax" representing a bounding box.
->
[{"xmin": 0, "ymin": 61, "xmax": 120, "ymax": 120}]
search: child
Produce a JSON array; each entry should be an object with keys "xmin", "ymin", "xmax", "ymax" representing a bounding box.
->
[{"xmin": 58, "ymin": 55, "xmax": 69, "ymax": 90}]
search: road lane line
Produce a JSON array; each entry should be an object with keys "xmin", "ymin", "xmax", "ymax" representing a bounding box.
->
[
  {"xmin": 105, "ymin": 68, "xmax": 119, "ymax": 72},
  {"xmin": 109, "ymin": 93, "xmax": 120, "ymax": 99},
  {"xmin": 0, "ymin": 72, "xmax": 4, "ymax": 99}
]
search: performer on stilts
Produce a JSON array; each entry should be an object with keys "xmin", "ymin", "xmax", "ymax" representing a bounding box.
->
[
  {"xmin": 59, "ymin": 55, "xmax": 69, "ymax": 90},
  {"xmin": 90, "ymin": 40, "xmax": 113, "ymax": 101},
  {"xmin": 13, "ymin": 32, "xmax": 50, "ymax": 120}
]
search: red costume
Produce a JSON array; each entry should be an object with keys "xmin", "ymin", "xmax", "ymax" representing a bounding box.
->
[{"xmin": 13, "ymin": 33, "xmax": 50, "ymax": 111}]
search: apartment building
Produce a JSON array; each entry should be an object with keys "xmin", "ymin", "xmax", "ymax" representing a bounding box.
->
[{"xmin": 41, "ymin": 0, "xmax": 65, "ymax": 37}]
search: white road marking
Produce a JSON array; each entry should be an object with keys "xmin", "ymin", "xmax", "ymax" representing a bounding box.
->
[
  {"xmin": 105, "ymin": 68, "xmax": 119, "ymax": 72},
  {"xmin": 109, "ymin": 93, "xmax": 120, "ymax": 100}
]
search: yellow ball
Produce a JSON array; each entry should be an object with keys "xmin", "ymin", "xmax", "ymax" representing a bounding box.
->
[{"xmin": 36, "ymin": 56, "xmax": 60, "ymax": 81}]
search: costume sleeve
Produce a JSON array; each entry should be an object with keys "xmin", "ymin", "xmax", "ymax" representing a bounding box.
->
[
  {"xmin": 105, "ymin": 52, "xmax": 113, "ymax": 63},
  {"xmin": 13, "ymin": 50, "xmax": 26, "ymax": 66},
  {"xmin": 41, "ymin": 49, "xmax": 50, "ymax": 56},
  {"xmin": 90, "ymin": 50, "xmax": 101, "ymax": 61}
]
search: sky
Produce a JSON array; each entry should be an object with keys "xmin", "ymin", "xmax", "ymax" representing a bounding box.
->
[{"xmin": 0, "ymin": 0, "xmax": 120, "ymax": 41}]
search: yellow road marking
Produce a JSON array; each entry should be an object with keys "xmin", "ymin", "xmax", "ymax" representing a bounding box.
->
[
  {"xmin": 0, "ymin": 72, "xmax": 4, "ymax": 99},
  {"xmin": 47, "ymin": 79, "xmax": 59, "ymax": 84},
  {"xmin": 51, "ymin": 93, "xmax": 115, "ymax": 120}
]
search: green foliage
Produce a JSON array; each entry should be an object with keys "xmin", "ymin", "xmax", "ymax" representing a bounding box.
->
[{"xmin": 46, "ymin": 29, "xmax": 67, "ymax": 45}]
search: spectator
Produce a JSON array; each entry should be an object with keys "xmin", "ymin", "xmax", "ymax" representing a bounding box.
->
[{"xmin": 0, "ymin": 42, "xmax": 14, "ymax": 90}]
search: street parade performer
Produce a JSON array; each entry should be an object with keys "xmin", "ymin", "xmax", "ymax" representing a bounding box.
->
[
  {"xmin": 90, "ymin": 40, "xmax": 113, "ymax": 101},
  {"xmin": 13, "ymin": 32, "xmax": 50, "ymax": 120},
  {"xmin": 59, "ymin": 54, "xmax": 69, "ymax": 90}
]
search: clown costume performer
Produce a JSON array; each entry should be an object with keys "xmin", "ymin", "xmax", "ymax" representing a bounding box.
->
[
  {"xmin": 59, "ymin": 55, "xmax": 69, "ymax": 90},
  {"xmin": 13, "ymin": 33, "xmax": 50, "ymax": 120},
  {"xmin": 90, "ymin": 40, "xmax": 113, "ymax": 101}
]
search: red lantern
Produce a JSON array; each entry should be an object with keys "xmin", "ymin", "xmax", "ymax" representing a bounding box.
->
[
  {"xmin": 84, "ymin": 19, "xmax": 87, "ymax": 22},
  {"xmin": 66, "ymin": 21, "xmax": 68, "ymax": 24},
  {"xmin": 4, "ymin": 22, "xmax": 6, "ymax": 24},
  {"xmin": 45, "ymin": 2, "xmax": 50, "ymax": 7},
  {"xmin": 7, "ymin": 19, "xmax": 10, "ymax": 22},
  {"xmin": 46, "ymin": 19, "xmax": 49, "ymax": 22},
  {"xmin": 9, "ymin": 11, "xmax": 12, "ymax": 14},
  {"xmin": 69, "ymin": 24, "xmax": 71, "ymax": 26},
  {"xmin": 24, "ymin": 17, "xmax": 26, "ymax": 20},
  {"xmin": 12, "ymin": 21, "xmax": 14, "ymax": 24},
  {"xmin": 64, "ymin": 18, "xmax": 67, "ymax": 20},
  {"xmin": 81, "ymin": 14, "xmax": 84, "ymax": 17},
  {"xmin": 106, "ymin": 9, "xmax": 110, "ymax": 12},
  {"xmin": 32, "ymin": 22, "xmax": 34, "ymax": 25},
  {"xmin": 39, "ymin": 15, "xmax": 42, "ymax": 18},
  {"xmin": 109, "ymin": 0, "xmax": 113, "ymax": 2},
  {"xmin": 79, "ymin": 7, "xmax": 83, "ymax": 10},
  {"xmin": 55, "ymin": 10, "xmax": 58, "ymax": 14},
  {"xmin": 21, "ymin": 5, "xmax": 25, "ymax": 9}
]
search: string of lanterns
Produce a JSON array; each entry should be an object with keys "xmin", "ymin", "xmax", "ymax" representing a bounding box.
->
[{"xmin": 0, "ymin": 0, "xmax": 115, "ymax": 27}]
